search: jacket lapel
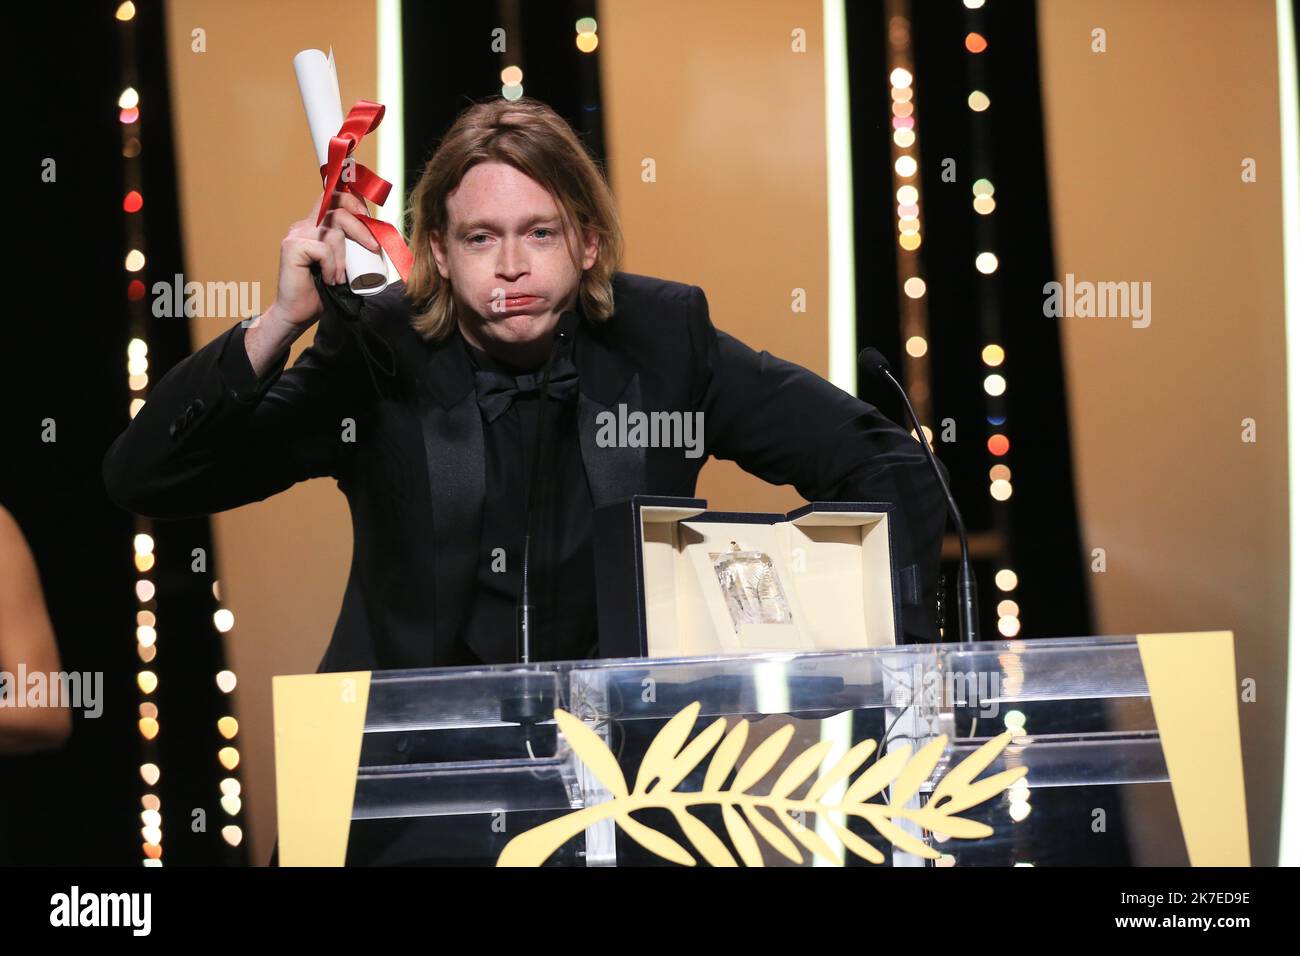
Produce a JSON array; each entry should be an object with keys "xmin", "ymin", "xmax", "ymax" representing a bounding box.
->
[
  {"xmin": 418, "ymin": 333, "xmax": 484, "ymax": 661},
  {"xmin": 573, "ymin": 313, "xmax": 646, "ymax": 507}
]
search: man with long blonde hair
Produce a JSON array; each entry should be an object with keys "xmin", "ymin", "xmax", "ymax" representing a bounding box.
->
[{"xmin": 104, "ymin": 96, "xmax": 947, "ymax": 669}]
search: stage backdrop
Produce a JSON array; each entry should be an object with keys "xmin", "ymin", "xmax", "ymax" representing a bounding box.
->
[
  {"xmin": 1037, "ymin": 0, "xmax": 1289, "ymax": 865},
  {"xmin": 164, "ymin": 0, "xmax": 1292, "ymax": 866}
]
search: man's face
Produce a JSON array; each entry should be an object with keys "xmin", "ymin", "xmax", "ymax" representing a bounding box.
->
[{"xmin": 431, "ymin": 162, "xmax": 598, "ymax": 364}]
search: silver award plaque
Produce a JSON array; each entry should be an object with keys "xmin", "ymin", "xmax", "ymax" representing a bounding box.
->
[{"xmin": 709, "ymin": 541, "xmax": 793, "ymax": 632}]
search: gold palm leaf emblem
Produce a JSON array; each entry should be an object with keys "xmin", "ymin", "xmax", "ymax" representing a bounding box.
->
[{"xmin": 497, "ymin": 700, "xmax": 1027, "ymax": 866}]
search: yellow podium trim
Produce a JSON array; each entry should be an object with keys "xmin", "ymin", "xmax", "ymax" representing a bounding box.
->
[
  {"xmin": 1137, "ymin": 631, "xmax": 1250, "ymax": 865},
  {"xmin": 272, "ymin": 671, "xmax": 371, "ymax": 866}
]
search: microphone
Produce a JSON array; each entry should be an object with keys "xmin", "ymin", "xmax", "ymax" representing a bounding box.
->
[
  {"xmin": 516, "ymin": 312, "xmax": 579, "ymax": 664},
  {"xmin": 503, "ymin": 313, "xmax": 579, "ymax": 747},
  {"xmin": 858, "ymin": 347, "xmax": 979, "ymax": 644}
]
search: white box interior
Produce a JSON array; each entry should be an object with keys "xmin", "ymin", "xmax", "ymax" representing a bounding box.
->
[{"xmin": 639, "ymin": 505, "xmax": 898, "ymax": 657}]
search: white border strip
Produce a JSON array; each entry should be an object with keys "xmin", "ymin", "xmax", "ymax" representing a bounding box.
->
[
  {"xmin": 1277, "ymin": 0, "xmax": 1300, "ymax": 867},
  {"xmin": 824, "ymin": 0, "xmax": 856, "ymax": 393},
  {"xmin": 377, "ymin": 0, "xmax": 405, "ymax": 268}
]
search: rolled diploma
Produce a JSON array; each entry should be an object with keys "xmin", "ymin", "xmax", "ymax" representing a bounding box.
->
[{"xmin": 292, "ymin": 47, "xmax": 389, "ymax": 295}]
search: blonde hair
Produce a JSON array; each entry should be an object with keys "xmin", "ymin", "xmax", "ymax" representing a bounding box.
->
[{"xmin": 404, "ymin": 96, "xmax": 624, "ymax": 341}]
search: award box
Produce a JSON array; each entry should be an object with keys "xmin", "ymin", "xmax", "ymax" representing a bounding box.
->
[{"xmin": 594, "ymin": 496, "xmax": 904, "ymax": 658}]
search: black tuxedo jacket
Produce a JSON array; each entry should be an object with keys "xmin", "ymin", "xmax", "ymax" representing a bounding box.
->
[{"xmin": 102, "ymin": 271, "xmax": 949, "ymax": 669}]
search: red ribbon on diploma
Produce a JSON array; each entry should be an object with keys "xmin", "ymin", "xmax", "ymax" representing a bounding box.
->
[{"xmin": 315, "ymin": 99, "xmax": 413, "ymax": 282}]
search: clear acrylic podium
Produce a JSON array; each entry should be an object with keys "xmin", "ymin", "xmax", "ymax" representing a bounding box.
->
[{"xmin": 272, "ymin": 631, "xmax": 1249, "ymax": 866}]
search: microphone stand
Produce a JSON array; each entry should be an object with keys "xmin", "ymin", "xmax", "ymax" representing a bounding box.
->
[
  {"xmin": 517, "ymin": 323, "xmax": 570, "ymax": 663},
  {"xmin": 859, "ymin": 348, "xmax": 979, "ymax": 643},
  {"xmin": 501, "ymin": 319, "xmax": 574, "ymax": 739}
]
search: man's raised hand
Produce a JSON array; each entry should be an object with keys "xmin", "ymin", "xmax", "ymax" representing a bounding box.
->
[{"xmin": 271, "ymin": 191, "xmax": 383, "ymax": 328}]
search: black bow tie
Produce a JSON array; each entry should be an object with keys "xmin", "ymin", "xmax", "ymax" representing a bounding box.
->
[{"xmin": 473, "ymin": 354, "xmax": 579, "ymax": 423}]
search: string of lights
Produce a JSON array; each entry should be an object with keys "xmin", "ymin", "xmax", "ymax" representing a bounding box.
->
[
  {"xmin": 884, "ymin": 2, "xmax": 935, "ymax": 439},
  {"xmin": 497, "ymin": 16, "xmax": 598, "ymax": 103},
  {"xmin": 113, "ymin": 0, "xmax": 165, "ymax": 869},
  {"xmin": 961, "ymin": 0, "xmax": 1021, "ymax": 640},
  {"xmin": 962, "ymin": 0, "xmax": 1030, "ymax": 857},
  {"xmin": 115, "ymin": 0, "xmax": 243, "ymax": 864}
]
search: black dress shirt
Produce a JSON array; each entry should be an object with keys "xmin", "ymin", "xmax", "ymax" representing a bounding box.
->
[{"xmin": 451, "ymin": 335, "xmax": 599, "ymax": 665}]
